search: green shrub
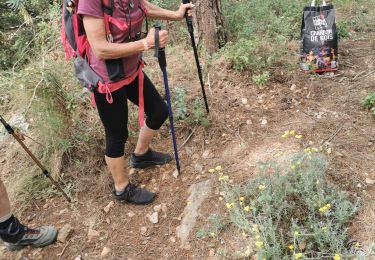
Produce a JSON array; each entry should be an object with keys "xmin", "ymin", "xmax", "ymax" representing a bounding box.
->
[
  {"xmin": 253, "ymin": 71, "xmax": 270, "ymax": 86},
  {"xmin": 189, "ymin": 97, "xmax": 209, "ymax": 127},
  {"xmin": 223, "ymin": 36, "xmax": 287, "ymax": 72},
  {"xmin": 173, "ymin": 87, "xmax": 188, "ymax": 120},
  {"xmin": 363, "ymin": 92, "xmax": 375, "ymax": 118},
  {"xmin": 222, "ymin": 152, "xmax": 361, "ymax": 259}
]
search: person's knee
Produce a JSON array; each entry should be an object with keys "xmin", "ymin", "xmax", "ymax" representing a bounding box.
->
[
  {"xmin": 147, "ymin": 103, "xmax": 168, "ymax": 130},
  {"xmin": 105, "ymin": 130, "xmax": 128, "ymax": 158}
]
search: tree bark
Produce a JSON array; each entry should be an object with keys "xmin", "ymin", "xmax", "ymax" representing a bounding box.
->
[{"xmin": 193, "ymin": 0, "xmax": 226, "ymax": 55}]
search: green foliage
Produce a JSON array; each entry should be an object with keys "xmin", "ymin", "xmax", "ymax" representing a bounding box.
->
[
  {"xmin": 223, "ymin": 36, "xmax": 287, "ymax": 72},
  {"xmin": 252, "ymin": 71, "xmax": 270, "ymax": 86},
  {"xmin": 363, "ymin": 92, "xmax": 375, "ymax": 118},
  {"xmin": 173, "ymin": 87, "xmax": 188, "ymax": 120},
  {"xmin": 223, "ymin": 153, "xmax": 361, "ymax": 259},
  {"xmin": 190, "ymin": 97, "xmax": 209, "ymax": 127}
]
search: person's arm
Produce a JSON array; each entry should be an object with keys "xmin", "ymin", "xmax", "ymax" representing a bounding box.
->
[
  {"xmin": 83, "ymin": 16, "xmax": 168, "ymax": 60},
  {"xmin": 144, "ymin": 1, "xmax": 194, "ymax": 21}
]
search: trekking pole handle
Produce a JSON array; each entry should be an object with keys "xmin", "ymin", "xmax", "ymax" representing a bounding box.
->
[
  {"xmin": 154, "ymin": 25, "xmax": 167, "ymax": 70},
  {"xmin": 182, "ymin": 0, "xmax": 194, "ymax": 33}
]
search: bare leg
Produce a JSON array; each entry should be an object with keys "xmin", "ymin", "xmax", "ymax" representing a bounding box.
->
[
  {"xmin": 0, "ymin": 180, "xmax": 12, "ymax": 221},
  {"xmin": 105, "ymin": 156, "xmax": 129, "ymax": 192},
  {"xmin": 134, "ymin": 125, "xmax": 155, "ymax": 155}
]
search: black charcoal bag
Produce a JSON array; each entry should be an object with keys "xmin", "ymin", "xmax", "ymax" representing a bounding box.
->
[{"xmin": 300, "ymin": 0, "xmax": 338, "ymax": 72}]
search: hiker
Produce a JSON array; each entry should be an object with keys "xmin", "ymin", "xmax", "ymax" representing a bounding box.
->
[
  {"xmin": 78, "ymin": 1, "xmax": 194, "ymax": 204},
  {"xmin": 0, "ymin": 179, "xmax": 57, "ymax": 250}
]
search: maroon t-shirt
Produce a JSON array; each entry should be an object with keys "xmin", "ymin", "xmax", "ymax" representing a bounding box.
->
[{"xmin": 78, "ymin": 0, "xmax": 145, "ymax": 82}]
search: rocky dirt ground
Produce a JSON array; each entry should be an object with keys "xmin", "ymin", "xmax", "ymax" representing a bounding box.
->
[{"xmin": 0, "ymin": 33, "xmax": 374, "ymax": 259}]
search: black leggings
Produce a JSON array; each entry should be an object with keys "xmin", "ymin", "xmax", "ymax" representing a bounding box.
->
[{"xmin": 94, "ymin": 73, "xmax": 168, "ymax": 158}]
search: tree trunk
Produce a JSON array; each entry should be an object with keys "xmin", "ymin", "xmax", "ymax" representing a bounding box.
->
[{"xmin": 193, "ymin": 0, "xmax": 226, "ymax": 55}]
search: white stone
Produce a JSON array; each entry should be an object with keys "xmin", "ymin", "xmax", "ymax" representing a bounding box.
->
[
  {"xmin": 127, "ymin": 211, "xmax": 135, "ymax": 218},
  {"xmin": 103, "ymin": 201, "xmax": 114, "ymax": 214},
  {"xmin": 148, "ymin": 212, "xmax": 159, "ymax": 224},
  {"xmin": 241, "ymin": 98, "xmax": 248, "ymax": 105},
  {"xmin": 57, "ymin": 224, "xmax": 73, "ymax": 243},
  {"xmin": 100, "ymin": 247, "xmax": 111, "ymax": 258},
  {"xmin": 365, "ymin": 178, "xmax": 375, "ymax": 185}
]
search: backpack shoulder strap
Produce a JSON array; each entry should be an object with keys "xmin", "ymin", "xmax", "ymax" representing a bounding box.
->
[{"xmin": 102, "ymin": 0, "xmax": 114, "ymax": 42}]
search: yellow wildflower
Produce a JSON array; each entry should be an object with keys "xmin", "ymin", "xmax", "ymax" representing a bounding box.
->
[
  {"xmin": 282, "ymin": 131, "xmax": 290, "ymax": 138},
  {"xmin": 219, "ymin": 175, "xmax": 229, "ymax": 182},
  {"xmin": 294, "ymin": 253, "xmax": 303, "ymax": 259},
  {"xmin": 288, "ymin": 244, "xmax": 294, "ymax": 250},
  {"xmin": 187, "ymin": 201, "xmax": 192, "ymax": 205},
  {"xmin": 304, "ymin": 148, "xmax": 311, "ymax": 153},
  {"xmin": 312, "ymin": 147, "xmax": 319, "ymax": 153},
  {"xmin": 242, "ymin": 232, "xmax": 248, "ymax": 238},
  {"xmin": 215, "ymin": 165, "xmax": 222, "ymax": 171},
  {"xmin": 291, "ymin": 165, "xmax": 296, "ymax": 170},
  {"xmin": 244, "ymin": 206, "xmax": 250, "ymax": 212},
  {"xmin": 208, "ymin": 168, "xmax": 215, "ymax": 173},
  {"xmin": 295, "ymin": 134, "xmax": 303, "ymax": 139},
  {"xmin": 252, "ymin": 224, "xmax": 259, "ymax": 232},
  {"xmin": 294, "ymin": 231, "xmax": 299, "ymax": 236},
  {"xmin": 333, "ymin": 254, "xmax": 341, "ymax": 260},
  {"xmin": 226, "ymin": 203, "xmax": 234, "ymax": 209},
  {"xmin": 210, "ymin": 232, "xmax": 216, "ymax": 237},
  {"xmin": 258, "ymin": 184, "xmax": 266, "ymax": 191},
  {"xmin": 255, "ymin": 241, "xmax": 264, "ymax": 248},
  {"xmin": 354, "ymin": 242, "xmax": 361, "ymax": 248},
  {"xmin": 296, "ymin": 161, "xmax": 301, "ymax": 165},
  {"xmin": 322, "ymin": 227, "xmax": 328, "ymax": 232},
  {"xmin": 240, "ymin": 197, "xmax": 245, "ymax": 202},
  {"xmin": 255, "ymin": 234, "xmax": 261, "ymax": 240},
  {"xmin": 289, "ymin": 130, "xmax": 296, "ymax": 135},
  {"xmin": 319, "ymin": 204, "xmax": 332, "ymax": 213}
]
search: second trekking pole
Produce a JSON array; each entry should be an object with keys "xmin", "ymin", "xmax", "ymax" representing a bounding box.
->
[
  {"xmin": 154, "ymin": 26, "xmax": 181, "ymax": 176},
  {"xmin": 0, "ymin": 115, "xmax": 71, "ymax": 203},
  {"xmin": 182, "ymin": 0, "xmax": 209, "ymax": 114}
]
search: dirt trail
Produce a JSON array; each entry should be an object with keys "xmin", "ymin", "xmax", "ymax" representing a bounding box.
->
[{"xmin": 1, "ymin": 34, "xmax": 375, "ymax": 259}]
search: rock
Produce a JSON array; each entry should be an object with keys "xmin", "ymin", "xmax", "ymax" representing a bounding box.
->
[
  {"xmin": 173, "ymin": 169, "xmax": 179, "ymax": 179},
  {"xmin": 148, "ymin": 212, "xmax": 159, "ymax": 224},
  {"xmin": 241, "ymin": 98, "xmax": 248, "ymax": 105},
  {"xmin": 57, "ymin": 224, "xmax": 73, "ymax": 243},
  {"xmin": 261, "ymin": 119, "xmax": 268, "ymax": 125},
  {"xmin": 153, "ymin": 204, "xmax": 162, "ymax": 213},
  {"xmin": 87, "ymin": 228, "xmax": 100, "ymax": 242},
  {"xmin": 140, "ymin": 227, "xmax": 148, "ymax": 235},
  {"xmin": 194, "ymin": 164, "xmax": 203, "ymax": 173},
  {"xmin": 246, "ymin": 120, "xmax": 252, "ymax": 125},
  {"xmin": 127, "ymin": 211, "xmax": 136, "ymax": 218},
  {"xmin": 161, "ymin": 203, "xmax": 168, "ymax": 217},
  {"xmin": 202, "ymin": 150, "xmax": 211, "ymax": 159},
  {"xmin": 176, "ymin": 180, "xmax": 213, "ymax": 248},
  {"xmin": 74, "ymin": 256, "xmax": 82, "ymax": 260},
  {"xmin": 170, "ymin": 236, "xmax": 176, "ymax": 243},
  {"xmin": 106, "ymin": 218, "xmax": 111, "ymax": 224},
  {"xmin": 365, "ymin": 178, "xmax": 375, "ymax": 185},
  {"xmin": 290, "ymin": 84, "xmax": 297, "ymax": 91},
  {"xmin": 103, "ymin": 201, "xmax": 114, "ymax": 214},
  {"xmin": 101, "ymin": 247, "xmax": 111, "ymax": 258}
]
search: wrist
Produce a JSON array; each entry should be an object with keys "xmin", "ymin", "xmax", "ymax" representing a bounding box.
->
[{"xmin": 141, "ymin": 39, "xmax": 149, "ymax": 51}]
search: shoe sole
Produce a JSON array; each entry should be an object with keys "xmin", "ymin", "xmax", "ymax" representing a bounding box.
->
[{"xmin": 130, "ymin": 158, "xmax": 173, "ymax": 169}]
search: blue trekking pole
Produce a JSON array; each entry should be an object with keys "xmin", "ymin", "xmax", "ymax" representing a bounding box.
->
[{"xmin": 154, "ymin": 26, "xmax": 181, "ymax": 175}]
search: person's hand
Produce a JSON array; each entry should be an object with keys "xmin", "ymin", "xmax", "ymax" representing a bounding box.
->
[
  {"xmin": 145, "ymin": 27, "xmax": 169, "ymax": 49},
  {"xmin": 174, "ymin": 3, "xmax": 194, "ymax": 21}
]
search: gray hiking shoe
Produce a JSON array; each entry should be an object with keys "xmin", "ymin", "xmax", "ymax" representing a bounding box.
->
[{"xmin": 4, "ymin": 226, "xmax": 58, "ymax": 251}]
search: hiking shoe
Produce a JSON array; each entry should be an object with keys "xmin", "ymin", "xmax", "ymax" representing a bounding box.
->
[
  {"xmin": 4, "ymin": 226, "xmax": 57, "ymax": 251},
  {"xmin": 130, "ymin": 149, "xmax": 173, "ymax": 169},
  {"xmin": 113, "ymin": 183, "xmax": 156, "ymax": 205}
]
